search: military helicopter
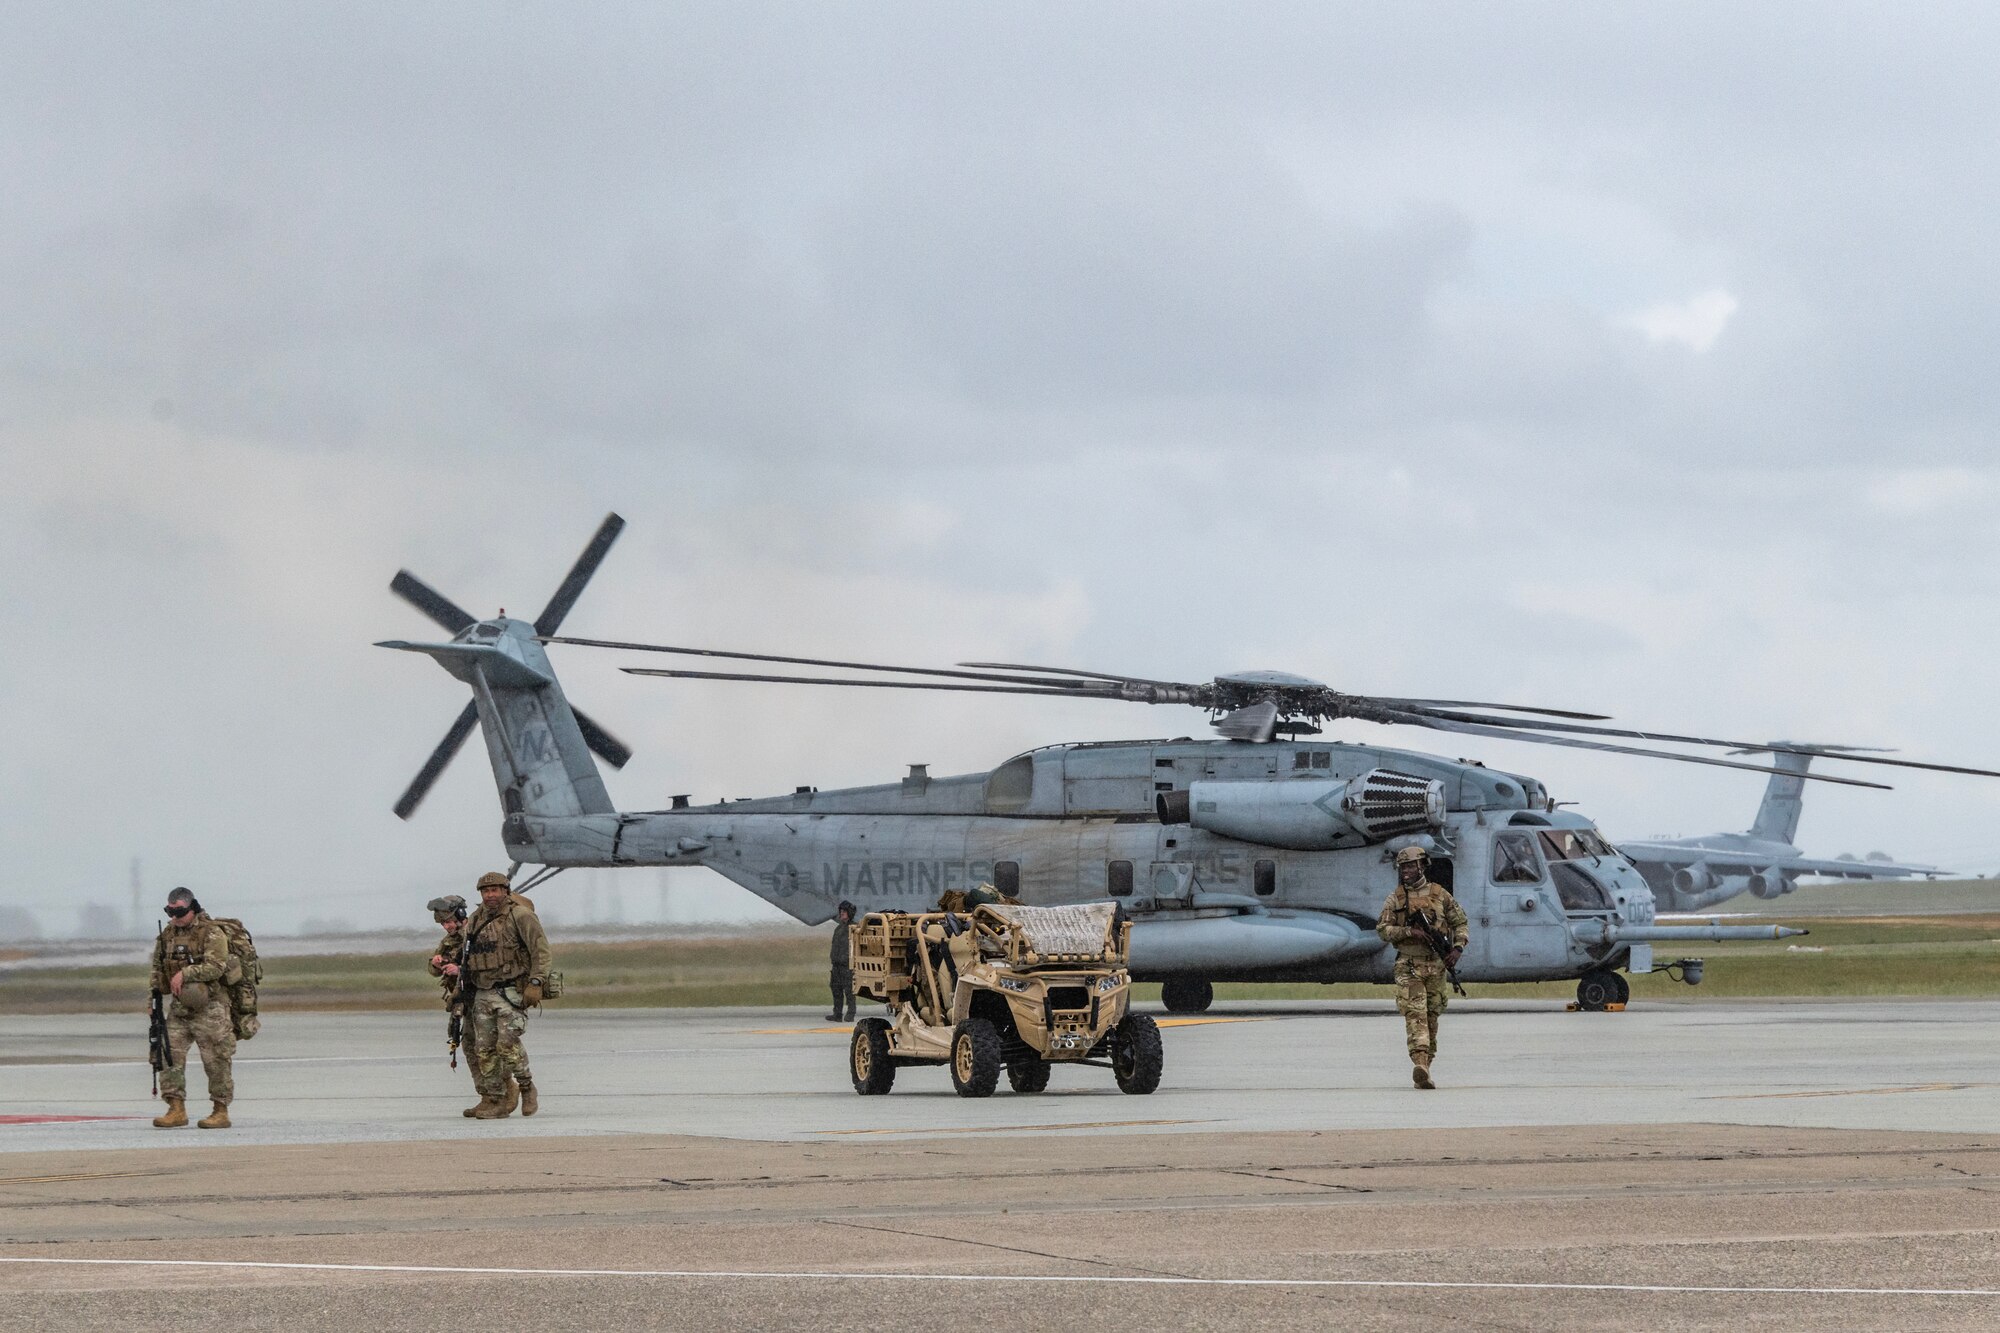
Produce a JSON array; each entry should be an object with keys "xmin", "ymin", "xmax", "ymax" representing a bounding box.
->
[{"xmin": 379, "ymin": 515, "xmax": 2000, "ymax": 1012}]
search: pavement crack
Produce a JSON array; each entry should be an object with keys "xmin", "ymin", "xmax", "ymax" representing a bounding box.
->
[{"xmin": 819, "ymin": 1217, "xmax": 1189, "ymax": 1281}]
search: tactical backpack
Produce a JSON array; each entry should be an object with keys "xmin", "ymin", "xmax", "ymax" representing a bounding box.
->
[{"xmin": 206, "ymin": 917, "xmax": 264, "ymax": 1040}]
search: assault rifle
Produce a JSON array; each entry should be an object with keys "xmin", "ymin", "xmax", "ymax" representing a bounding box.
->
[
  {"xmin": 445, "ymin": 932, "xmax": 472, "ymax": 1069},
  {"xmin": 1410, "ymin": 910, "xmax": 1467, "ymax": 997},
  {"xmin": 148, "ymin": 988, "xmax": 169, "ymax": 1095}
]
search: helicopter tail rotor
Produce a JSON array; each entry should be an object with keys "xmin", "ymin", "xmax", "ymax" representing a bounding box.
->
[{"xmin": 381, "ymin": 514, "xmax": 633, "ymax": 820}]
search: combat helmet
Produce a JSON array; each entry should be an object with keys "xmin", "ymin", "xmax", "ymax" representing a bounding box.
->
[
  {"xmin": 475, "ymin": 871, "xmax": 511, "ymax": 891},
  {"xmin": 1392, "ymin": 845, "xmax": 1429, "ymax": 868},
  {"xmin": 427, "ymin": 894, "xmax": 468, "ymax": 922}
]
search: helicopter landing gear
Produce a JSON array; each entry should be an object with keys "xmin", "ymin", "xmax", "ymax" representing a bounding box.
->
[
  {"xmin": 1160, "ymin": 979, "xmax": 1213, "ymax": 1014},
  {"xmin": 1575, "ymin": 970, "xmax": 1627, "ymax": 1011}
]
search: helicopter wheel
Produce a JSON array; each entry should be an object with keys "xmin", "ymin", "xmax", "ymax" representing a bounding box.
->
[
  {"xmin": 1575, "ymin": 971, "xmax": 1620, "ymax": 1012},
  {"xmin": 1160, "ymin": 978, "xmax": 1213, "ymax": 1014},
  {"xmin": 1611, "ymin": 971, "xmax": 1631, "ymax": 1005}
]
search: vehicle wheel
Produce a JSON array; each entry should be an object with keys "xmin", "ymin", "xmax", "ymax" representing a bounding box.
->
[
  {"xmin": 1575, "ymin": 971, "xmax": 1619, "ymax": 1012},
  {"xmin": 1160, "ymin": 978, "xmax": 1213, "ymax": 1014},
  {"xmin": 850, "ymin": 1018, "xmax": 896, "ymax": 1095},
  {"xmin": 949, "ymin": 1018, "xmax": 1002, "ymax": 1098},
  {"xmin": 1112, "ymin": 1013, "xmax": 1163, "ymax": 1095},
  {"xmin": 1610, "ymin": 971, "xmax": 1631, "ymax": 1004},
  {"xmin": 1007, "ymin": 1057, "xmax": 1051, "ymax": 1094}
]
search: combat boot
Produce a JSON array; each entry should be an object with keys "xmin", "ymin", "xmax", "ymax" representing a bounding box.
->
[
  {"xmin": 152, "ymin": 1098, "xmax": 187, "ymax": 1129},
  {"xmin": 197, "ymin": 1102, "xmax": 231, "ymax": 1129},
  {"xmin": 499, "ymin": 1076, "xmax": 520, "ymax": 1116},
  {"xmin": 1411, "ymin": 1052, "xmax": 1435, "ymax": 1090},
  {"xmin": 517, "ymin": 1076, "xmax": 538, "ymax": 1117},
  {"xmin": 470, "ymin": 1094, "xmax": 510, "ymax": 1119}
]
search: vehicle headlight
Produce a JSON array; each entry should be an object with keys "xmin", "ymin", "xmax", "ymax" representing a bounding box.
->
[
  {"xmin": 1096, "ymin": 975, "xmax": 1123, "ymax": 993},
  {"xmin": 997, "ymin": 977, "xmax": 1029, "ymax": 993}
]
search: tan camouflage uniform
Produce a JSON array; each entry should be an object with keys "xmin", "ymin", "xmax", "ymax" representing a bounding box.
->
[
  {"xmin": 460, "ymin": 895, "xmax": 551, "ymax": 1100},
  {"xmin": 429, "ymin": 924, "xmax": 482, "ymax": 1089},
  {"xmin": 150, "ymin": 913, "xmax": 236, "ymax": 1108},
  {"xmin": 1376, "ymin": 879, "xmax": 1469, "ymax": 1062}
]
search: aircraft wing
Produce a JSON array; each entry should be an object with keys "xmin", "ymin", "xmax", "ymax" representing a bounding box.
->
[
  {"xmin": 1773, "ymin": 854, "xmax": 1941, "ymax": 880},
  {"xmin": 1620, "ymin": 841, "xmax": 1939, "ymax": 880}
]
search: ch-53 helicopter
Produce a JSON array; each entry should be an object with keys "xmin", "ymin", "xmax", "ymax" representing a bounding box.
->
[{"xmin": 380, "ymin": 515, "xmax": 2000, "ymax": 1012}]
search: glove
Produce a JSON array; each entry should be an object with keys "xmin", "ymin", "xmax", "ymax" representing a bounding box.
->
[
  {"xmin": 523, "ymin": 980, "xmax": 544, "ymax": 1006},
  {"xmin": 1445, "ymin": 948, "xmax": 1463, "ymax": 968}
]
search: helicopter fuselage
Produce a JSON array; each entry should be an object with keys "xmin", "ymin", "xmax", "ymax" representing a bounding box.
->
[{"xmin": 507, "ymin": 731, "xmax": 1674, "ymax": 985}]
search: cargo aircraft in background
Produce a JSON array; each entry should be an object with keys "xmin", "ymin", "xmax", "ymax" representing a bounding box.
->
[{"xmin": 1618, "ymin": 745, "xmax": 1941, "ymax": 912}]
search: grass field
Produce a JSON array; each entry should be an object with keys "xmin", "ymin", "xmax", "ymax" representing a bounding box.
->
[{"xmin": 3, "ymin": 916, "xmax": 1995, "ymax": 1015}]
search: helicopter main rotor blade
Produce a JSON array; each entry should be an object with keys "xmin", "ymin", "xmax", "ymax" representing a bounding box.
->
[
  {"xmin": 534, "ymin": 513, "xmax": 626, "ymax": 637},
  {"xmin": 958, "ymin": 661, "xmax": 1197, "ymax": 689},
  {"xmin": 390, "ymin": 570, "xmax": 477, "ymax": 636},
  {"xmin": 394, "ymin": 701, "xmax": 480, "ymax": 819},
  {"xmin": 1374, "ymin": 697, "xmax": 1612, "ymax": 722},
  {"xmin": 623, "ymin": 667, "xmax": 1126, "ymax": 698},
  {"xmin": 549, "ymin": 637, "xmax": 1108, "ymax": 690},
  {"xmin": 572, "ymin": 706, "xmax": 633, "ymax": 769},
  {"xmin": 1725, "ymin": 742, "xmax": 1899, "ymax": 757},
  {"xmin": 1381, "ymin": 709, "xmax": 1891, "ymax": 789},
  {"xmin": 1397, "ymin": 706, "xmax": 2000, "ymax": 780}
]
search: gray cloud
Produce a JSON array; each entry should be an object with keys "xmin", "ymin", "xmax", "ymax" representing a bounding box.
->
[{"xmin": 6, "ymin": 4, "xmax": 2000, "ymax": 932}]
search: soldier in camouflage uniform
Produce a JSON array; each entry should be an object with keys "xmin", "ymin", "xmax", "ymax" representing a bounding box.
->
[
  {"xmin": 459, "ymin": 871, "xmax": 553, "ymax": 1119},
  {"xmin": 1376, "ymin": 846, "xmax": 1469, "ymax": 1090},
  {"xmin": 148, "ymin": 887, "xmax": 236, "ymax": 1129},
  {"xmin": 428, "ymin": 894, "xmax": 519, "ymax": 1117}
]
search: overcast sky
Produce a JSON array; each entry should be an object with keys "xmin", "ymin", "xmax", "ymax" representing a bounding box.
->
[{"xmin": 6, "ymin": 3, "xmax": 2000, "ymax": 936}]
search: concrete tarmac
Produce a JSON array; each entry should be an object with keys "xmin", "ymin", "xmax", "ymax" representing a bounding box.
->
[{"xmin": 3, "ymin": 999, "xmax": 1999, "ymax": 1329}]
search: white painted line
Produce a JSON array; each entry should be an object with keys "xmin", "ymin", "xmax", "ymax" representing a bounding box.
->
[{"xmin": 0, "ymin": 1256, "xmax": 1995, "ymax": 1297}]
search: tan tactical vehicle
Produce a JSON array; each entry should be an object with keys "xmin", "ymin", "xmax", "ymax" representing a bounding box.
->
[{"xmin": 847, "ymin": 901, "xmax": 1163, "ymax": 1097}]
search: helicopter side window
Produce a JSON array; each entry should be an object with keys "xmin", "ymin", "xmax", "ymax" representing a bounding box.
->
[
  {"xmin": 1491, "ymin": 833, "xmax": 1543, "ymax": 883},
  {"xmin": 1253, "ymin": 859, "xmax": 1276, "ymax": 896},
  {"xmin": 994, "ymin": 860, "xmax": 1020, "ymax": 897},
  {"xmin": 1107, "ymin": 860, "xmax": 1133, "ymax": 898}
]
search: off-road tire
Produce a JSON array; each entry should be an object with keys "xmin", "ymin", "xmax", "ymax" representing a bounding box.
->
[
  {"xmin": 1160, "ymin": 978, "xmax": 1213, "ymax": 1014},
  {"xmin": 1575, "ymin": 971, "xmax": 1619, "ymax": 1012},
  {"xmin": 949, "ymin": 1018, "xmax": 1002, "ymax": 1098},
  {"xmin": 1112, "ymin": 1013, "xmax": 1164, "ymax": 1094},
  {"xmin": 1007, "ymin": 1057, "xmax": 1052, "ymax": 1094},
  {"xmin": 851, "ymin": 1017, "xmax": 896, "ymax": 1095}
]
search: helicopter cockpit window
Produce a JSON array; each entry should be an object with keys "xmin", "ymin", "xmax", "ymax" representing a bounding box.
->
[
  {"xmin": 1550, "ymin": 862, "xmax": 1612, "ymax": 912},
  {"xmin": 1491, "ymin": 832, "xmax": 1543, "ymax": 883},
  {"xmin": 1538, "ymin": 829, "xmax": 1615, "ymax": 862}
]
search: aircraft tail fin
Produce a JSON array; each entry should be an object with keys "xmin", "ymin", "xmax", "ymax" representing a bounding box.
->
[
  {"xmin": 380, "ymin": 620, "xmax": 618, "ymax": 822},
  {"xmin": 1747, "ymin": 751, "xmax": 1810, "ymax": 844}
]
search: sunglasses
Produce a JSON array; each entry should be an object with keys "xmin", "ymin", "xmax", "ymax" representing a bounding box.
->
[{"xmin": 164, "ymin": 905, "xmax": 191, "ymax": 919}]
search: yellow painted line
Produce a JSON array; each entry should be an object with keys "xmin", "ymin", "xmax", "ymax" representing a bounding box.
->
[
  {"xmin": 813, "ymin": 1118, "xmax": 1213, "ymax": 1137},
  {"xmin": 1155, "ymin": 1016, "xmax": 1267, "ymax": 1028},
  {"xmin": 1706, "ymin": 1082, "xmax": 2000, "ymax": 1101},
  {"xmin": 0, "ymin": 1170, "xmax": 158, "ymax": 1185},
  {"xmin": 748, "ymin": 1026, "xmax": 856, "ymax": 1035}
]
